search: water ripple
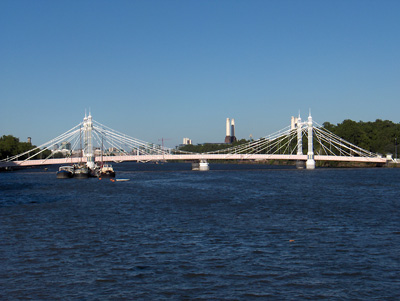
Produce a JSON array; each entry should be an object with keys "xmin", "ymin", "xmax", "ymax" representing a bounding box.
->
[{"xmin": 1, "ymin": 164, "xmax": 400, "ymax": 299}]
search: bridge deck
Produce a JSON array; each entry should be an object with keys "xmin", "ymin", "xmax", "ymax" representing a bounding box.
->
[{"xmin": 0, "ymin": 154, "xmax": 387, "ymax": 168}]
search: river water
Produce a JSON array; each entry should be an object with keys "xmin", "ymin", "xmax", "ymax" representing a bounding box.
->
[{"xmin": 1, "ymin": 163, "xmax": 399, "ymax": 299}]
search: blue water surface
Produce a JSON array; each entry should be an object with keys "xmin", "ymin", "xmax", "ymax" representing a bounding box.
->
[{"xmin": 1, "ymin": 163, "xmax": 399, "ymax": 299}]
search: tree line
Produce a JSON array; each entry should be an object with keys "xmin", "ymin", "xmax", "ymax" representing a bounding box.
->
[{"xmin": 323, "ymin": 119, "xmax": 400, "ymax": 156}]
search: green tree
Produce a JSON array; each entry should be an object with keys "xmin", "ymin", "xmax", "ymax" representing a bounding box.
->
[
  {"xmin": 0, "ymin": 135, "xmax": 20, "ymax": 159},
  {"xmin": 0, "ymin": 135, "xmax": 37, "ymax": 160}
]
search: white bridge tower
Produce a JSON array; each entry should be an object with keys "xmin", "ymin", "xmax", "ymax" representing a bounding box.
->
[
  {"xmin": 83, "ymin": 112, "xmax": 96, "ymax": 170},
  {"xmin": 306, "ymin": 112, "xmax": 315, "ymax": 169},
  {"xmin": 297, "ymin": 115, "xmax": 303, "ymax": 156},
  {"xmin": 295, "ymin": 112, "xmax": 315, "ymax": 170}
]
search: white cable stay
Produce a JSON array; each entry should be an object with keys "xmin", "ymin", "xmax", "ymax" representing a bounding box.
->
[
  {"xmin": 1, "ymin": 118, "xmax": 198, "ymax": 164},
  {"xmin": 201, "ymin": 119, "xmax": 381, "ymax": 159},
  {"xmin": 312, "ymin": 121, "xmax": 379, "ymax": 158},
  {"xmin": 92, "ymin": 120, "xmax": 192, "ymax": 156},
  {"xmin": 1, "ymin": 123, "xmax": 83, "ymax": 162},
  {"xmin": 205, "ymin": 125, "xmax": 302, "ymax": 156},
  {"xmin": 206, "ymin": 126, "xmax": 289, "ymax": 154}
]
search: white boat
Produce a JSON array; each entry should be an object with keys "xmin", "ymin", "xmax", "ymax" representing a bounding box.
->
[{"xmin": 99, "ymin": 164, "xmax": 115, "ymax": 178}]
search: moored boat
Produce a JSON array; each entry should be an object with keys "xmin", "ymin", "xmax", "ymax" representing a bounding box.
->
[
  {"xmin": 56, "ymin": 166, "xmax": 74, "ymax": 179},
  {"xmin": 99, "ymin": 164, "xmax": 116, "ymax": 178},
  {"xmin": 74, "ymin": 164, "xmax": 90, "ymax": 179}
]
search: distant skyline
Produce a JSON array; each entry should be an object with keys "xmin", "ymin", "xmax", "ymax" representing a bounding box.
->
[{"xmin": 1, "ymin": 0, "xmax": 399, "ymax": 148}]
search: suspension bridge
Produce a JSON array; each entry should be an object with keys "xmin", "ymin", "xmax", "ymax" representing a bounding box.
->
[{"xmin": 0, "ymin": 113, "xmax": 388, "ymax": 170}]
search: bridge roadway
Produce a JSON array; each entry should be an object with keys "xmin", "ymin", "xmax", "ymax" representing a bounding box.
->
[{"xmin": 0, "ymin": 154, "xmax": 387, "ymax": 168}]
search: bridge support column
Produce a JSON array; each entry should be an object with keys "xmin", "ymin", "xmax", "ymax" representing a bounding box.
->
[
  {"xmin": 306, "ymin": 113, "xmax": 315, "ymax": 170},
  {"xmin": 296, "ymin": 115, "xmax": 305, "ymax": 169}
]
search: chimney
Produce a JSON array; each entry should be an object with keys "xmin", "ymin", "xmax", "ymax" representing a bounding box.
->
[
  {"xmin": 226, "ymin": 118, "xmax": 231, "ymax": 136},
  {"xmin": 225, "ymin": 118, "xmax": 232, "ymax": 143},
  {"xmin": 231, "ymin": 119, "xmax": 237, "ymax": 143}
]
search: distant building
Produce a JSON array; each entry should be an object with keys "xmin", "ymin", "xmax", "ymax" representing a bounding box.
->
[
  {"xmin": 52, "ymin": 142, "xmax": 72, "ymax": 157},
  {"xmin": 27, "ymin": 137, "xmax": 32, "ymax": 145},
  {"xmin": 183, "ymin": 138, "xmax": 192, "ymax": 145},
  {"xmin": 107, "ymin": 147, "xmax": 123, "ymax": 155},
  {"xmin": 60, "ymin": 141, "xmax": 71, "ymax": 150},
  {"xmin": 94, "ymin": 147, "xmax": 102, "ymax": 156}
]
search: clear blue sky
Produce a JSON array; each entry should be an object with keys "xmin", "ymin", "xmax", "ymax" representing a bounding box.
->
[{"xmin": 1, "ymin": 0, "xmax": 399, "ymax": 148}]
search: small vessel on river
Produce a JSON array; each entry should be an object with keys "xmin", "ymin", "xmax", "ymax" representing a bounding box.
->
[
  {"xmin": 56, "ymin": 163, "xmax": 116, "ymax": 179},
  {"xmin": 56, "ymin": 166, "xmax": 74, "ymax": 179},
  {"xmin": 98, "ymin": 164, "xmax": 116, "ymax": 178},
  {"xmin": 74, "ymin": 164, "xmax": 90, "ymax": 179}
]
